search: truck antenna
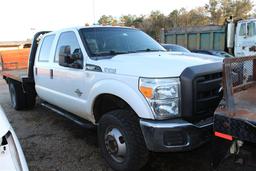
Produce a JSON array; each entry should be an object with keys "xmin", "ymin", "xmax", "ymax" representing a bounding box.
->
[{"xmin": 93, "ymin": 0, "xmax": 96, "ymax": 25}]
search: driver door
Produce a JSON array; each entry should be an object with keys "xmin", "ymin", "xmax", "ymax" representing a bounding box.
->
[{"xmin": 49, "ymin": 31, "xmax": 88, "ymax": 118}]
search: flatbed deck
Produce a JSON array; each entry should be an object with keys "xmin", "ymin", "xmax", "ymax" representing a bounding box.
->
[
  {"xmin": 234, "ymin": 86, "xmax": 256, "ymax": 122},
  {"xmin": 214, "ymin": 86, "xmax": 256, "ymax": 143},
  {"xmin": 2, "ymin": 69, "xmax": 28, "ymax": 82},
  {"xmin": 216, "ymin": 86, "xmax": 256, "ymax": 124}
]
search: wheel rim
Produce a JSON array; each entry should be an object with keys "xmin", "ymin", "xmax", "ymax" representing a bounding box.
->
[
  {"xmin": 104, "ymin": 127, "xmax": 127, "ymax": 163},
  {"xmin": 9, "ymin": 84, "xmax": 16, "ymax": 107}
]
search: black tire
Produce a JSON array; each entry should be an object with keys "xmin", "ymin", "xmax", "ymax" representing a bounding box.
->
[
  {"xmin": 98, "ymin": 110, "xmax": 149, "ymax": 171},
  {"xmin": 8, "ymin": 81, "xmax": 26, "ymax": 110}
]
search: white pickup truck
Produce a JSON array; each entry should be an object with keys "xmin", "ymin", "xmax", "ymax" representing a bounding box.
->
[
  {"xmin": 0, "ymin": 106, "xmax": 29, "ymax": 171},
  {"xmin": 3, "ymin": 27, "xmax": 223, "ymax": 171}
]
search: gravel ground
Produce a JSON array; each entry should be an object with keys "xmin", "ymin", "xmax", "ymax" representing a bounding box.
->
[{"xmin": 0, "ymin": 75, "xmax": 253, "ymax": 171}]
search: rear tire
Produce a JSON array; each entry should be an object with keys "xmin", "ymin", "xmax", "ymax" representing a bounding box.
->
[
  {"xmin": 8, "ymin": 81, "xmax": 36, "ymax": 110},
  {"xmin": 9, "ymin": 81, "xmax": 26, "ymax": 110},
  {"xmin": 98, "ymin": 110, "xmax": 149, "ymax": 171}
]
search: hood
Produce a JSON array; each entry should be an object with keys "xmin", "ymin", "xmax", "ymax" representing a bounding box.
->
[
  {"xmin": 91, "ymin": 52, "xmax": 222, "ymax": 77},
  {"xmin": 0, "ymin": 106, "xmax": 11, "ymax": 136}
]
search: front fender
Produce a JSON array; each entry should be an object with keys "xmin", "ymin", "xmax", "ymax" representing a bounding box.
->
[{"xmin": 86, "ymin": 79, "xmax": 154, "ymax": 121}]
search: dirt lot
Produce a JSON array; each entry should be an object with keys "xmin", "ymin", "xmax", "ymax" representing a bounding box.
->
[{"xmin": 0, "ymin": 75, "xmax": 251, "ymax": 171}]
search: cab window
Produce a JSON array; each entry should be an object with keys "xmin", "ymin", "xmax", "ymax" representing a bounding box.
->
[
  {"xmin": 38, "ymin": 35, "xmax": 55, "ymax": 62},
  {"xmin": 239, "ymin": 23, "xmax": 246, "ymax": 36},
  {"xmin": 55, "ymin": 32, "xmax": 83, "ymax": 69}
]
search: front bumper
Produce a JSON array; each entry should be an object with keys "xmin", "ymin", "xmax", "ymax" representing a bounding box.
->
[{"xmin": 140, "ymin": 118, "xmax": 213, "ymax": 152}]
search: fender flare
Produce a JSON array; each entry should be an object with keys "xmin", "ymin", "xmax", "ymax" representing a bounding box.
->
[{"xmin": 86, "ymin": 79, "xmax": 154, "ymax": 120}]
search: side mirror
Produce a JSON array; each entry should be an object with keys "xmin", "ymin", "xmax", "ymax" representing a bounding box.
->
[{"xmin": 59, "ymin": 45, "xmax": 71, "ymax": 67}]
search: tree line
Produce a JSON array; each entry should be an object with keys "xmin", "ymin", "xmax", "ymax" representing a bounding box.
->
[{"xmin": 95, "ymin": 0, "xmax": 254, "ymax": 41}]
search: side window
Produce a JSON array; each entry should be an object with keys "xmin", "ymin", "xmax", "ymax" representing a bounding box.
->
[
  {"xmin": 248, "ymin": 22, "xmax": 256, "ymax": 37},
  {"xmin": 239, "ymin": 23, "xmax": 246, "ymax": 37},
  {"xmin": 38, "ymin": 35, "xmax": 55, "ymax": 62},
  {"xmin": 55, "ymin": 32, "xmax": 83, "ymax": 69}
]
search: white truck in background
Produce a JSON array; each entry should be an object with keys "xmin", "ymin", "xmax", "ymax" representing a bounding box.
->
[
  {"xmin": 161, "ymin": 17, "xmax": 256, "ymax": 57},
  {"xmin": 3, "ymin": 27, "xmax": 223, "ymax": 170}
]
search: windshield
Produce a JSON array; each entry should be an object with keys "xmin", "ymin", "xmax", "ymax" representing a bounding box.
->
[{"xmin": 80, "ymin": 27, "xmax": 165, "ymax": 58}]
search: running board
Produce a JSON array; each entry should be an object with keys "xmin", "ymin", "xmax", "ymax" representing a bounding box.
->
[{"xmin": 41, "ymin": 102, "xmax": 95, "ymax": 129}]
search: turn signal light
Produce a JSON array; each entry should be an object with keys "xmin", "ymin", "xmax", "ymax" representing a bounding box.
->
[{"xmin": 139, "ymin": 86, "xmax": 153, "ymax": 99}]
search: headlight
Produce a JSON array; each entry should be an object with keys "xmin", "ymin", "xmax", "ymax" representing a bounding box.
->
[{"xmin": 139, "ymin": 78, "xmax": 180, "ymax": 120}]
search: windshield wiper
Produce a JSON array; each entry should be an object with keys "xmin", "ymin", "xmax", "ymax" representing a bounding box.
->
[{"xmin": 91, "ymin": 49, "xmax": 165, "ymax": 57}]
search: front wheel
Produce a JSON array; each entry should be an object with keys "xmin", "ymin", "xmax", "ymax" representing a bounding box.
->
[{"xmin": 98, "ymin": 110, "xmax": 149, "ymax": 171}]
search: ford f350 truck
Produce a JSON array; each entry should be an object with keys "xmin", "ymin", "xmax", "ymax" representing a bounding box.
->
[{"xmin": 2, "ymin": 27, "xmax": 223, "ymax": 170}]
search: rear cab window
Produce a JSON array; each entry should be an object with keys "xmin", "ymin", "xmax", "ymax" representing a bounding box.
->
[{"xmin": 38, "ymin": 34, "xmax": 55, "ymax": 62}]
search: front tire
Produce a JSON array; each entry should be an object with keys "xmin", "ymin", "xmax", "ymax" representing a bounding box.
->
[{"xmin": 98, "ymin": 110, "xmax": 149, "ymax": 171}]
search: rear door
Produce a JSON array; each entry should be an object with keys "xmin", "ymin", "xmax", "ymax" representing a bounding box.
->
[
  {"xmin": 49, "ymin": 31, "xmax": 88, "ymax": 119},
  {"xmin": 34, "ymin": 34, "xmax": 56, "ymax": 100}
]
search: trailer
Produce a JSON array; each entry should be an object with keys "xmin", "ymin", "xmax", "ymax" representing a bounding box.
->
[{"xmin": 213, "ymin": 56, "xmax": 256, "ymax": 169}]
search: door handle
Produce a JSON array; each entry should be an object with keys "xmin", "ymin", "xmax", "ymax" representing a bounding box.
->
[{"xmin": 50, "ymin": 69, "xmax": 53, "ymax": 79}]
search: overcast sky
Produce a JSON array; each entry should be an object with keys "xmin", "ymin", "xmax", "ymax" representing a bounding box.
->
[{"xmin": 0, "ymin": 0, "xmax": 252, "ymax": 41}]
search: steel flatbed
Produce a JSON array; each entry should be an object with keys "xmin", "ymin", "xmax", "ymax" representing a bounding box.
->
[
  {"xmin": 214, "ymin": 85, "xmax": 256, "ymax": 143},
  {"xmin": 2, "ymin": 69, "xmax": 28, "ymax": 82}
]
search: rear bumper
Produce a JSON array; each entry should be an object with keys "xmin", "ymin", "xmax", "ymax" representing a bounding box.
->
[{"xmin": 140, "ymin": 118, "xmax": 213, "ymax": 152}]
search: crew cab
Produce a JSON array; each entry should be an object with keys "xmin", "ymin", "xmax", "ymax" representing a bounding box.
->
[{"xmin": 2, "ymin": 26, "xmax": 223, "ymax": 170}]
